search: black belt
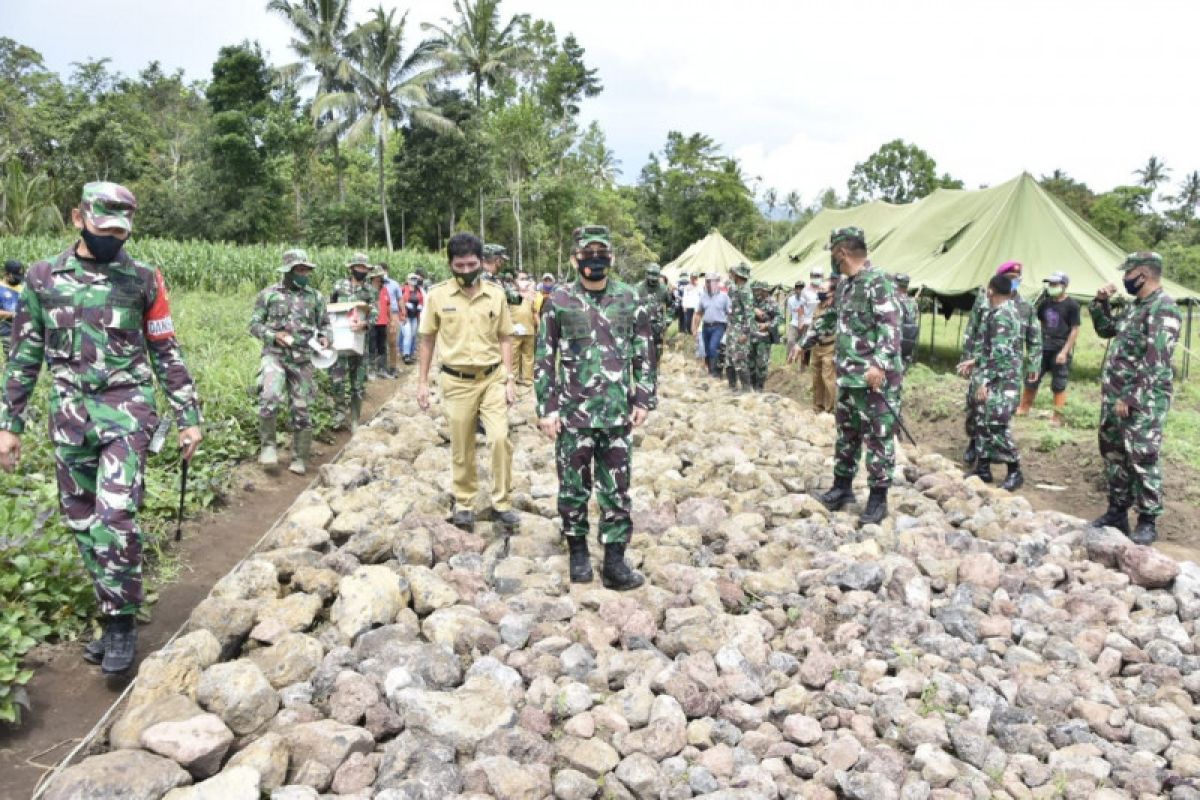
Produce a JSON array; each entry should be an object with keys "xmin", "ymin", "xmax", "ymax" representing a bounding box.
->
[
  {"xmin": 702, "ymin": 322, "xmax": 727, "ymax": 329},
  {"xmin": 442, "ymin": 363, "xmax": 500, "ymax": 380}
]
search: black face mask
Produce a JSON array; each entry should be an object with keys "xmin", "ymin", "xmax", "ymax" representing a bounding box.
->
[
  {"xmin": 80, "ymin": 227, "xmax": 126, "ymax": 263},
  {"xmin": 1123, "ymin": 274, "xmax": 1144, "ymax": 296},
  {"xmin": 578, "ymin": 256, "xmax": 611, "ymax": 281},
  {"xmin": 5, "ymin": 275, "xmax": 20, "ymax": 286},
  {"xmin": 352, "ymin": 269, "xmax": 369, "ymax": 282},
  {"xmin": 817, "ymin": 292, "xmax": 829, "ymax": 302}
]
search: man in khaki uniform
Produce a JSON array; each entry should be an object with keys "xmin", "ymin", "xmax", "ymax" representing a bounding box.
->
[
  {"xmin": 417, "ymin": 233, "xmax": 518, "ymax": 532},
  {"xmin": 797, "ymin": 279, "xmax": 838, "ymax": 413},
  {"xmin": 510, "ymin": 270, "xmax": 539, "ymax": 385}
]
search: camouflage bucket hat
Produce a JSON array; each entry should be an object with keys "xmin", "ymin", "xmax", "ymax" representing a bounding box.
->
[
  {"xmin": 826, "ymin": 226, "xmax": 866, "ymax": 249},
  {"xmin": 368, "ymin": 265, "xmax": 386, "ymax": 279},
  {"xmin": 280, "ymin": 248, "xmax": 315, "ymax": 273},
  {"xmin": 750, "ymin": 280, "xmax": 768, "ymax": 292},
  {"xmin": 1120, "ymin": 251, "xmax": 1163, "ymax": 272},
  {"xmin": 81, "ymin": 181, "xmax": 137, "ymax": 232},
  {"xmin": 573, "ymin": 225, "xmax": 611, "ymax": 248},
  {"xmin": 346, "ymin": 252, "xmax": 371, "ymax": 268},
  {"xmin": 645, "ymin": 263, "xmax": 661, "ymax": 276},
  {"xmin": 730, "ymin": 262, "xmax": 752, "ymax": 279}
]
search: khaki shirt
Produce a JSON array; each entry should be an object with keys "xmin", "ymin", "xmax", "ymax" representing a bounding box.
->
[
  {"xmin": 419, "ymin": 279, "xmax": 513, "ymax": 367},
  {"xmin": 510, "ymin": 294, "xmax": 538, "ymax": 332}
]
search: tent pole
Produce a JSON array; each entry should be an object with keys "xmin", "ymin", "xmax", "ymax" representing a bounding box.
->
[{"xmin": 929, "ymin": 300, "xmax": 936, "ymax": 360}]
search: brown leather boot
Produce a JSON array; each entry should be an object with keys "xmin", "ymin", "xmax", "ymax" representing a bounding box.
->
[
  {"xmin": 1050, "ymin": 391, "xmax": 1067, "ymax": 427},
  {"xmin": 1015, "ymin": 386, "xmax": 1037, "ymax": 416}
]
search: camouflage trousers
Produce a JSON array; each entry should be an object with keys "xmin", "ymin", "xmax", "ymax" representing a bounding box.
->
[
  {"xmin": 54, "ymin": 427, "xmax": 151, "ymax": 616},
  {"xmin": 749, "ymin": 339, "xmax": 772, "ymax": 386},
  {"xmin": 834, "ymin": 387, "xmax": 898, "ymax": 489},
  {"xmin": 1099, "ymin": 401, "xmax": 1166, "ymax": 516},
  {"xmin": 725, "ymin": 328, "xmax": 752, "ymax": 366},
  {"xmin": 556, "ymin": 425, "xmax": 633, "ymax": 544},
  {"xmin": 258, "ymin": 352, "xmax": 315, "ymax": 430},
  {"xmin": 972, "ymin": 381, "xmax": 1020, "ymax": 463},
  {"xmin": 330, "ymin": 352, "xmax": 367, "ymax": 408}
]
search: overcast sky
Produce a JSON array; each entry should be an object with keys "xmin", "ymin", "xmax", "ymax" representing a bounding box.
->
[{"xmin": 6, "ymin": 0, "xmax": 1199, "ymax": 207}]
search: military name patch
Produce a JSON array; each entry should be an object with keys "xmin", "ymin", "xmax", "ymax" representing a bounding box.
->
[{"xmin": 147, "ymin": 316, "xmax": 175, "ymax": 340}]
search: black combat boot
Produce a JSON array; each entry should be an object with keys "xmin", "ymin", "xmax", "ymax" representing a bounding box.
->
[
  {"xmin": 83, "ymin": 634, "xmax": 105, "ymax": 665},
  {"xmin": 736, "ymin": 370, "xmax": 752, "ymax": 394},
  {"xmin": 451, "ymin": 509, "xmax": 475, "ymax": 532},
  {"xmin": 1090, "ymin": 503, "xmax": 1131, "ymax": 535},
  {"xmin": 962, "ymin": 441, "xmax": 977, "ymax": 467},
  {"xmin": 567, "ymin": 536, "xmax": 593, "ymax": 583},
  {"xmin": 1131, "ymin": 514, "xmax": 1158, "ymax": 545},
  {"xmin": 1000, "ymin": 461, "xmax": 1024, "ymax": 492},
  {"xmin": 818, "ymin": 475, "xmax": 855, "ymax": 511},
  {"xmin": 726, "ymin": 366, "xmax": 738, "ymax": 389},
  {"xmin": 601, "ymin": 542, "xmax": 644, "ymax": 591},
  {"xmin": 973, "ymin": 458, "xmax": 993, "ymax": 483},
  {"xmin": 495, "ymin": 509, "xmax": 520, "ymax": 530},
  {"xmin": 859, "ymin": 487, "xmax": 888, "ymax": 526},
  {"xmin": 101, "ymin": 615, "xmax": 138, "ymax": 675}
]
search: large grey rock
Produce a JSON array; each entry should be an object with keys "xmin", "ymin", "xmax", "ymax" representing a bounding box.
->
[
  {"xmin": 247, "ymin": 633, "xmax": 324, "ymax": 689},
  {"xmin": 226, "ymin": 732, "xmax": 289, "ymax": 790},
  {"xmin": 197, "ymin": 660, "xmax": 279, "ymax": 735},
  {"xmin": 282, "ymin": 719, "xmax": 375, "ymax": 784},
  {"xmin": 613, "ymin": 695, "xmax": 687, "ymax": 760},
  {"xmin": 141, "ymin": 713, "xmax": 234, "ymax": 778},
  {"xmin": 110, "ymin": 693, "xmax": 205, "ymax": 750},
  {"xmin": 329, "ymin": 565, "xmax": 410, "ymax": 641},
  {"xmin": 391, "ymin": 673, "xmax": 517, "ymax": 753},
  {"xmin": 44, "ymin": 749, "xmax": 191, "ymax": 800},
  {"xmin": 162, "ymin": 766, "xmax": 261, "ymax": 800}
]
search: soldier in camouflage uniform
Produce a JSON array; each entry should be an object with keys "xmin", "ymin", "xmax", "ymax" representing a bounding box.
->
[
  {"xmin": 1089, "ymin": 251, "xmax": 1182, "ymax": 545},
  {"xmin": 966, "ymin": 274, "xmax": 1025, "ymax": 491},
  {"xmin": 960, "ymin": 260, "xmax": 1040, "ymax": 466},
  {"xmin": 249, "ymin": 249, "xmax": 332, "ymax": 476},
  {"xmin": 0, "ymin": 182, "xmax": 203, "ymax": 674},
  {"xmin": 749, "ymin": 281, "xmax": 779, "ymax": 391},
  {"xmin": 636, "ymin": 263, "xmax": 671, "ymax": 364},
  {"xmin": 894, "ymin": 274, "xmax": 920, "ymax": 371},
  {"xmin": 329, "ymin": 253, "xmax": 376, "ymax": 430},
  {"xmin": 482, "ymin": 244, "xmax": 522, "ymax": 306},
  {"xmin": 724, "ymin": 262, "xmax": 755, "ymax": 392},
  {"xmin": 536, "ymin": 224, "xmax": 657, "ymax": 591},
  {"xmin": 815, "ymin": 227, "xmax": 903, "ymax": 525}
]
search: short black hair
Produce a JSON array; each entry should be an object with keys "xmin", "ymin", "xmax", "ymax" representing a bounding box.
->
[
  {"xmin": 4, "ymin": 260, "xmax": 22, "ymax": 274},
  {"xmin": 447, "ymin": 233, "xmax": 483, "ymax": 262},
  {"xmin": 989, "ymin": 274, "xmax": 1013, "ymax": 295},
  {"xmin": 834, "ymin": 237, "xmax": 868, "ymax": 257}
]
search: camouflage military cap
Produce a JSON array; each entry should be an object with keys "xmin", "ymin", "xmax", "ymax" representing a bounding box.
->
[
  {"xmin": 1120, "ymin": 251, "xmax": 1163, "ymax": 272},
  {"xmin": 894, "ymin": 273, "xmax": 911, "ymax": 286},
  {"xmin": 280, "ymin": 248, "xmax": 315, "ymax": 272},
  {"xmin": 80, "ymin": 181, "xmax": 137, "ymax": 232},
  {"xmin": 826, "ymin": 226, "xmax": 866, "ymax": 249},
  {"xmin": 482, "ymin": 243, "xmax": 508, "ymax": 259},
  {"xmin": 346, "ymin": 252, "xmax": 371, "ymax": 268},
  {"xmin": 644, "ymin": 263, "xmax": 661, "ymax": 276},
  {"xmin": 730, "ymin": 262, "xmax": 752, "ymax": 279},
  {"xmin": 573, "ymin": 225, "xmax": 611, "ymax": 248},
  {"xmin": 750, "ymin": 280, "xmax": 768, "ymax": 292}
]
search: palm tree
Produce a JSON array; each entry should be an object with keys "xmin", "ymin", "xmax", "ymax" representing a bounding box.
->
[
  {"xmin": 1134, "ymin": 155, "xmax": 1171, "ymax": 194},
  {"xmin": 316, "ymin": 6, "xmax": 456, "ymax": 251},
  {"xmin": 422, "ymin": 0, "xmax": 529, "ymax": 109},
  {"xmin": 267, "ymin": 0, "xmax": 353, "ymax": 212},
  {"xmin": 423, "ymin": 0, "xmax": 528, "ymax": 239},
  {"xmin": 1175, "ymin": 171, "xmax": 1200, "ymax": 221}
]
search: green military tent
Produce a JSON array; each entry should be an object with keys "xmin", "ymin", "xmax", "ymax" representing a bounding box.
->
[
  {"xmin": 662, "ymin": 229, "xmax": 752, "ymax": 284},
  {"xmin": 753, "ymin": 173, "xmax": 1200, "ymax": 306}
]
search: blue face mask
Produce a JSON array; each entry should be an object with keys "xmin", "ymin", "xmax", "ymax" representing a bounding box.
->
[{"xmin": 1009, "ymin": 278, "xmax": 1021, "ymax": 291}]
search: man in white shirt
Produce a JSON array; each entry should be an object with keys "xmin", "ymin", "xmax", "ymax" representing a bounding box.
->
[
  {"xmin": 681, "ymin": 273, "xmax": 702, "ymax": 336},
  {"xmin": 787, "ymin": 268, "xmax": 824, "ymax": 368}
]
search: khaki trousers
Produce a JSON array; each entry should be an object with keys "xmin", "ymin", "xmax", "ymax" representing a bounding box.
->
[
  {"xmin": 811, "ymin": 342, "xmax": 836, "ymax": 413},
  {"xmin": 387, "ymin": 319, "xmax": 400, "ymax": 369},
  {"xmin": 440, "ymin": 369, "xmax": 512, "ymax": 511},
  {"xmin": 512, "ymin": 335, "xmax": 535, "ymax": 383}
]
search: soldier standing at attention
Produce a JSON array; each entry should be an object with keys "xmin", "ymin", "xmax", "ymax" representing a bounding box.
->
[
  {"xmin": 723, "ymin": 262, "xmax": 755, "ymax": 392},
  {"xmin": 536, "ymin": 225, "xmax": 656, "ymax": 590},
  {"xmin": 1089, "ymin": 251, "xmax": 1182, "ymax": 545},
  {"xmin": 894, "ymin": 274, "xmax": 920, "ymax": 371},
  {"xmin": 329, "ymin": 253, "xmax": 376, "ymax": 430},
  {"xmin": 417, "ymin": 233, "xmax": 519, "ymax": 534},
  {"xmin": 961, "ymin": 260, "xmax": 1040, "ymax": 466},
  {"xmin": 964, "ymin": 274, "xmax": 1025, "ymax": 490},
  {"xmin": 0, "ymin": 182, "xmax": 202, "ymax": 675},
  {"xmin": 249, "ymin": 249, "xmax": 331, "ymax": 475},
  {"xmin": 636, "ymin": 263, "xmax": 671, "ymax": 365},
  {"xmin": 815, "ymin": 227, "xmax": 903, "ymax": 525},
  {"xmin": 749, "ymin": 281, "xmax": 779, "ymax": 392}
]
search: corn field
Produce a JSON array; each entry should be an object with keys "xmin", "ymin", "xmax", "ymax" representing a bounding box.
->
[{"xmin": 0, "ymin": 236, "xmax": 446, "ymax": 293}]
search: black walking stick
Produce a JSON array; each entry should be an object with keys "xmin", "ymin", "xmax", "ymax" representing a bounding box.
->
[
  {"xmin": 874, "ymin": 389, "xmax": 918, "ymax": 447},
  {"xmin": 175, "ymin": 456, "xmax": 190, "ymax": 542}
]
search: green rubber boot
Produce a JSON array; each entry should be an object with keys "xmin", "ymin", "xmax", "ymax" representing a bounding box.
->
[
  {"xmin": 258, "ymin": 416, "xmax": 278, "ymax": 468},
  {"xmin": 289, "ymin": 429, "xmax": 312, "ymax": 475}
]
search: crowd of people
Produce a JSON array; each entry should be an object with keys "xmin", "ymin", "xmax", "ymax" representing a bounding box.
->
[{"xmin": 0, "ymin": 181, "xmax": 1185, "ymax": 680}]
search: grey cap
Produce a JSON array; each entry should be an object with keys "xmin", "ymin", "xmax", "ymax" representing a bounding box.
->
[{"xmin": 1044, "ymin": 271, "xmax": 1070, "ymax": 285}]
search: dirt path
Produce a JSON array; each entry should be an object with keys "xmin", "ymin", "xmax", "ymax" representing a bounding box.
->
[
  {"xmin": 766, "ymin": 366, "xmax": 1200, "ymax": 564},
  {"xmin": 0, "ymin": 377, "xmax": 402, "ymax": 800}
]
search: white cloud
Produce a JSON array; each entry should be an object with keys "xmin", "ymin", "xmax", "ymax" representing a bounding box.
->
[{"xmin": 7, "ymin": 0, "xmax": 1200, "ymax": 202}]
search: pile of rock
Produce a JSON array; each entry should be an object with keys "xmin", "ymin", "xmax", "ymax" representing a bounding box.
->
[{"xmin": 45, "ymin": 352, "xmax": 1200, "ymax": 800}]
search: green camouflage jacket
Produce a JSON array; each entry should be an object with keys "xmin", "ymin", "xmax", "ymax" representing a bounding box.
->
[
  {"xmin": 751, "ymin": 293, "xmax": 779, "ymax": 342},
  {"xmin": 0, "ymin": 246, "xmax": 201, "ymax": 445},
  {"xmin": 728, "ymin": 284, "xmax": 755, "ymax": 338},
  {"xmin": 1091, "ymin": 289, "xmax": 1182, "ymax": 416},
  {"xmin": 483, "ymin": 272, "xmax": 522, "ymax": 306},
  {"xmin": 330, "ymin": 278, "xmax": 378, "ymax": 326},
  {"xmin": 826, "ymin": 266, "xmax": 903, "ymax": 390},
  {"xmin": 636, "ymin": 281, "xmax": 672, "ymax": 338},
  {"xmin": 249, "ymin": 282, "xmax": 332, "ymax": 364},
  {"xmin": 963, "ymin": 289, "xmax": 1041, "ymax": 375},
  {"xmin": 970, "ymin": 300, "xmax": 1023, "ymax": 389},
  {"xmin": 535, "ymin": 279, "xmax": 657, "ymax": 429},
  {"xmin": 800, "ymin": 304, "xmax": 836, "ymax": 349}
]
